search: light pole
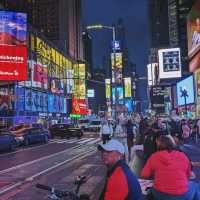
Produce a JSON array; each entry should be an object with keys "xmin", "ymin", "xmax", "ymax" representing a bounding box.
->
[
  {"xmin": 180, "ymin": 88, "xmax": 188, "ymax": 117},
  {"xmin": 86, "ymin": 24, "xmax": 117, "ymax": 119}
]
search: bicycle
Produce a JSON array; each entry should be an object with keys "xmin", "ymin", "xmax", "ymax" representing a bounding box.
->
[{"xmin": 36, "ymin": 175, "xmax": 90, "ymax": 200}]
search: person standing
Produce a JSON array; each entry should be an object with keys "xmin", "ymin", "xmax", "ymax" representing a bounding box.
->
[
  {"xmin": 100, "ymin": 120, "xmax": 113, "ymax": 144},
  {"xmin": 125, "ymin": 119, "xmax": 135, "ymax": 161},
  {"xmin": 98, "ymin": 139, "xmax": 143, "ymax": 200}
]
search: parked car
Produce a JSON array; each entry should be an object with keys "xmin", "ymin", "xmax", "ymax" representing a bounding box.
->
[
  {"xmin": 12, "ymin": 127, "xmax": 51, "ymax": 146},
  {"xmin": 49, "ymin": 123, "xmax": 83, "ymax": 139},
  {"xmin": 0, "ymin": 131, "xmax": 18, "ymax": 152},
  {"xmin": 86, "ymin": 120, "xmax": 102, "ymax": 132}
]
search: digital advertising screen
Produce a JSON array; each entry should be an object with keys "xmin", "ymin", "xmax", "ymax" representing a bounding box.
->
[
  {"xmin": 112, "ymin": 87, "xmax": 123, "ymax": 104},
  {"xmin": 111, "ymin": 52, "xmax": 123, "ymax": 69},
  {"xmin": 158, "ymin": 48, "xmax": 181, "ymax": 79},
  {"xmin": 87, "ymin": 89, "xmax": 95, "ymax": 98},
  {"xmin": 125, "ymin": 99, "xmax": 133, "ymax": 112},
  {"xmin": 187, "ymin": 1, "xmax": 200, "ymax": 72},
  {"xmin": 176, "ymin": 76, "xmax": 195, "ymax": 106},
  {"xmin": 147, "ymin": 63, "xmax": 158, "ymax": 86},
  {"xmin": 0, "ymin": 45, "xmax": 27, "ymax": 80},
  {"xmin": 15, "ymin": 86, "xmax": 25, "ymax": 112},
  {"xmin": 124, "ymin": 77, "xmax": 132, "ymax": 97},
  {"xmin": 72, "ymin": 98, "xmax": 88, "ymax": 115},
  {"xmin": 0, "ymin": 11, "xmax": 27, "ymax": 45},
  {"xmin": 105, "ymin": 79, "xmax": 111, "ymax": 98}
]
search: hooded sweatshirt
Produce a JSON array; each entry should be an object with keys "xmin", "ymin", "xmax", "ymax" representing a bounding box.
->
[{"xmin": 141, "ymin": 150, "xmax": 191, "ymax": 195}]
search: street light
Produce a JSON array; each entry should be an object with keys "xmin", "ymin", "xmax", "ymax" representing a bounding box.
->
[{"xmin": 86, "ymin": 24, "xmax": 117, "ymax": 119}]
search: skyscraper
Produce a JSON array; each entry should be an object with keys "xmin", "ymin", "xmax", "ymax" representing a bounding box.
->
[{"xmin": 2, "ymin": 0, "xmax": 83, "ymax": 60}]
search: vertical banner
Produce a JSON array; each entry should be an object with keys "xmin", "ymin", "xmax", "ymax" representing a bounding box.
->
[
  {"xmin": 105, "ymin": 79, "xmax": 111, "ymax": 98},
  {"xmin": 124, "ymin": 77, "xmax": 132, "ymax": 97}
]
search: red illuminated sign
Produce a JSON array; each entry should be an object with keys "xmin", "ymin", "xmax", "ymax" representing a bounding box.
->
[
  {"xmin": 72, "ymin": 98, "xmax": 88, "ymax": 115},
  {"xmin": 0, "ymin": 45, "xmax": 27, "ymax": 80}
]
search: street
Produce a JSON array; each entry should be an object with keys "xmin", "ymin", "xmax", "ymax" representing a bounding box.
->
[{"xmin": 0, "ymin": 133, "xmax": 106, "ymax": 200}]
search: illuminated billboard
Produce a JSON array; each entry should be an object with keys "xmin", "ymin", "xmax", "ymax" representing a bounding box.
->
[
  {"xmin": 105, "ymin": 79, "xmax": 111, "ymax": 98},
  {"xmin": 87, "ymin": 89, "xmax": 94, "ymax": 98},
  {"xmin": 147, "ymin": 63, "xmax": 158, "ymax": 86},
  {"xmin": 0, "ymin": 11, "xmax": 27, "ymax": 45},
  {"xmin": 124, "ymin": 77, "xmax": 132, "ymax": 97},
  {"xmin": 158, "ymin": 48, "xmax": 181, "ymax": 79},
  {"xmin": 111, "ymin": 52, "xmax": 122, "ymax": 69},
  {"xmin": 72, "ymin": 98, "xmax": 88, "ymax": 115},
  {"xmin": 0, "ymin": 45, "xmax": 27, "ymax": 80},
  {"xmin": 187, "ymin": 1, "xmax": 200, "ymax": 72},
  {"xmin": 112, "ymin": 87, "xmax": 123, "ymax": 104},
  {"xmin": 176, "ymin": 76, "xmax": 195, "ymax": 106}
]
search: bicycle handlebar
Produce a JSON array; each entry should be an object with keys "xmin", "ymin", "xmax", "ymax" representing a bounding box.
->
[{"xmin": 36, "ymin": 183, "xmax": 70, "ymax": 197}]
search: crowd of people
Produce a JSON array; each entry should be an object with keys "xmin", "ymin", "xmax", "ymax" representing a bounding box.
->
[{"xmin": 97, "ymin": 112, "xmax": 200, "ymax": 200}]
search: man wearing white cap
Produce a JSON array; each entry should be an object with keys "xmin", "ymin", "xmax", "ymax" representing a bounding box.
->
[{"xmin": 98, "ymin": 139, "xmax": 143, "ymax": 200}]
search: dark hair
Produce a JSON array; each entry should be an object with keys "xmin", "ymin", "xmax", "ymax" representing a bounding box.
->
[{"xmin": 156, "ymin": 135, "xmax": 175, "ymax": 151}]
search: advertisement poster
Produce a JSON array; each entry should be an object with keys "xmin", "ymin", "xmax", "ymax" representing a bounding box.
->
[
  {"xmin": 187, "ymin": 1, "xmax": 200, "ymax": 72},
  {"xmin": 24, "ymin": 89, "xmax": 48, "ymax": 112},
  {"xmin": 150, "ymin": 86, "xmax": 165, "ymax": 113},
  {"xmin": 105, "ymin": 79, "xmax": 111, "ymax": 98},
  {"xmin": 147, "ymin": 63, "xmax": 158, "ymax": 86},
  {"xmin": 72, "ymin": 98, "xmax": 88, "ymax": 115},
  {"xmin": 111, "ymin": 52, "xmax": 123, "ymax": 69},
  {"xmin": 0, "ymin": 11, "xmax": 27, "ymax": 45},
  {"xmin": 15, "ymin": 86, "xmax": 25, "ymax": 112},
  {"xmin": 158, "ymin": 48, "xmax": 181, "ymax": 79},
  {"xmin": 0, "ymin": 45, "xmax": 27, "ymax": 80},
  {"xmin": 112, "ymin": 87, "xmax": 123, "ymax": 104},
  {"xmin": 176, "ymin": 75, "xmax": 195, "ymax": 106},
  {"xmin": 112, "ymin": 69, "xmax": 123, "ymax": 84},
  {"xmin": 79, "ymin": 63, "xmax": 86, "ymax": 80},
  {"xmin": 125, "ymin": 99, "xmax": 133, "ymax": 112},
  {"xmin": 66, "ymin": 70, "xmax": 73, "ymax": 94},
  {"xmin": 124, "ymin": 77, "xmax": 132, "ymax": 97},
  {"xmin": 73, "ymin": 80, "xmax": 86, "ymax": 99}
]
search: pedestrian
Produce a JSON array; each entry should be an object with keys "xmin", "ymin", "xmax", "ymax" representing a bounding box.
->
[
  {"xmin": 181, "ymin": 119, "xmax": 190, "ymax": 143},
  {"xmin": 115, "ymin": 120, "xmax": 124, "ymax": 137},
  {"xmin": 98, "ymin": 139, "xmax": 143, "ymax": 200},
  {"xmin": 125, "ymin": 119, "xmax": 135, "ymax": 161},
  {"xmin": 141, "ymin": 135, "xmax": 200, "ymax": 200},
  {"xmin": 100, "ymin": 120, "xmax": 113, "ymax": 144}
]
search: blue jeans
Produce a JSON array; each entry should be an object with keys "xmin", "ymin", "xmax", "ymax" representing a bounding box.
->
[{"xmin": 152, "ymin": 181, "xmax": 200, "ymax": 200}]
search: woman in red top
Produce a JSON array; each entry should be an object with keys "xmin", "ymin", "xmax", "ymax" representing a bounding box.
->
[{"xmin": 141, "ymin": 135, "xmax": 200, "ymax": 200}]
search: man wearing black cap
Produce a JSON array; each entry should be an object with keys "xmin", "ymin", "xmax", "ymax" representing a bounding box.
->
[{"xmin": 98, "ymin": 139, "xmax": 143, "ymax": 200}]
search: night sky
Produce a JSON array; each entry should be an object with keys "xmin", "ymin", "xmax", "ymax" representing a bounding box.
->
[{"xmin": 82, "ymin": 0, "xmax": 150, "ymax": 108}]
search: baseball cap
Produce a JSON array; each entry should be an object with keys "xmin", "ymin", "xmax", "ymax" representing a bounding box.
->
[{"xmin": 98, "ymin": 139, "xmax": 125, "ymax": 154}]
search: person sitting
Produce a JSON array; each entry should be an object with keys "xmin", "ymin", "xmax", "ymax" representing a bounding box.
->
[
  {"xmin": 140, "ymin": 135, "xmax": 200, "ymax": 200},
  {"xmin": 98, "ymin": 139, "xmax": 143, "ymax": 200}
]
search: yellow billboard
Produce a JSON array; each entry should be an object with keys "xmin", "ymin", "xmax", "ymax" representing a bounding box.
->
[
  {"xmin": 79, "ymin": 63, "xmax": 86, "ymax": 80},
  {"xmin": 111, "ymin": 52, "xmax": 123, "ymax": 69},
  {"xmin": 105, "ymin": 79, "xmax": 111, "ymax": 98},
  {"xmin": 124, "ymin": 77, "xmax": 132, "ymax": 97}
]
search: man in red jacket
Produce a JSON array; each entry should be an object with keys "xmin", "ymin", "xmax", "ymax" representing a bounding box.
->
[{"xmin": 98, "ymin": 139, "xmax": 143, "ymax": 200}]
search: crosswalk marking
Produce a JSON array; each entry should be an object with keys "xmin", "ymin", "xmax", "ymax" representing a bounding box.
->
[{"xmin": 50, "ymin": 137, "xmax": 100, "ymax": 145}]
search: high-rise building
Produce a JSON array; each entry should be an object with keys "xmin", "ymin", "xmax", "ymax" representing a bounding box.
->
[
  {"xmin": 2, "ymin": 0, "xmax": 83, "ymax": 60},
  {"xmin": 168, "ymin": 0, "xmax": 195, "ymax": 74},
  {"xmin": 148, "ymin": 0, "xmax": 169, "ymax": 48},
  {"xmin": 82, "ymin": 31, "xmax": 93, "ymax": 78}
]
